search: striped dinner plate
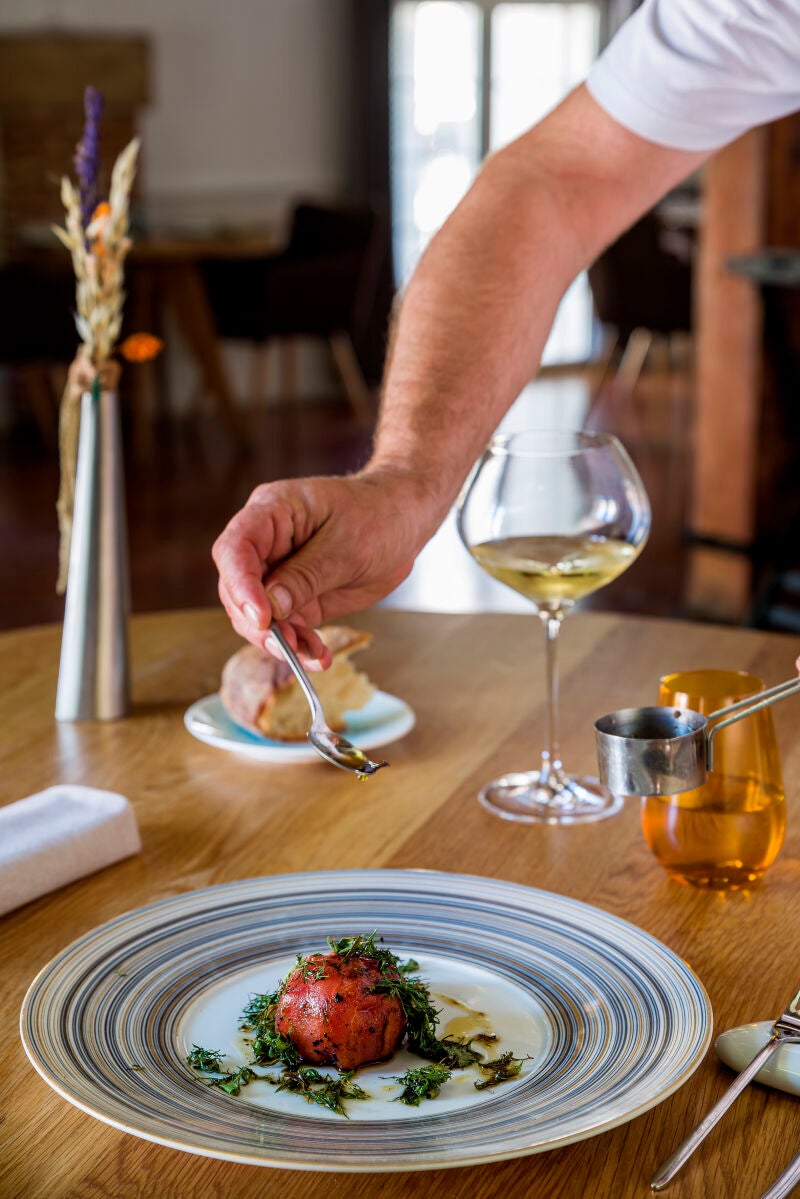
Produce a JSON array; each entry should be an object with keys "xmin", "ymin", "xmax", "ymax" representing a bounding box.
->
[{"xmin": 20, "ymin": 869, "xmax": 711, "ymax": 1172}]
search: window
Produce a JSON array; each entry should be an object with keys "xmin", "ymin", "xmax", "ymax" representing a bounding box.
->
[{"xmin": 390, "ymin": 0, "xmax": 600, "ymax": 364}]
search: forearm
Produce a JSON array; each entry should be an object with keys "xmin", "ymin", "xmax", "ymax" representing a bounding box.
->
[
  {"xmin": 368, "ymin": 85, "xmax": 706, "ymax": 527},
  {"xmin": 370, "ymin": 154, "xmax": 576, "ymax": 525}
]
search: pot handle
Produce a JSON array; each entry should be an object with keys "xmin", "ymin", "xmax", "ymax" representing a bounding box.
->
[{"xmin": 706, "ymin": 676, "xmax": 800, "ymax": 771}]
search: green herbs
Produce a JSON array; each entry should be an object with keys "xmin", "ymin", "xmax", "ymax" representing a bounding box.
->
[
  {"xmin": 240, "ymin": 990, "xmax": 276, "ymax": 1024},
  {"xmin": 432, "ymin": 1036, "xmax": 484, "ymax": 1069},
  {"xmin": 474, "ymin": 1050, "xmax": 529, "ymax": 1090},
  {"xmin": 294, "ymin": 953, "xmax": 327, "ymax": 982},
  {"xmin": 266, "ymin": 1066, "xmax": 368, "ymax": 1116},
  {"xmin": 240, "ymin": 990, "xmax": 300, "ymax": 1068},
  {"xmin": 186, "ymin": 1047, "xmax": 258, "ymax": 1095},
  {"xmin": 208, "ymin": 1065, "xmax": 257, "ymax": 1095},
  {"xmin": 185, "ymin": 933, "xmax": 531, "ymax": 1119},
  {"xmin": 327, "ymin": 932, "xmax": 382, "ymax": 959},
  {"xmin": 393, "ymin": 1063, "xmax": 451, "ymax": 1106},
  {"xmin": 371, "ymin": 974, "xmax": 482, "ymax": 1068},
  {"xmin": 186, "ymin": 1044, "xmax": 224, "ymax": 1072}
]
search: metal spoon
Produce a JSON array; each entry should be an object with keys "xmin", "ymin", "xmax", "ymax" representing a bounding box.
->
[{"xmin": 269, "ymin": 625, "xmax": 389, "ymax": 778}]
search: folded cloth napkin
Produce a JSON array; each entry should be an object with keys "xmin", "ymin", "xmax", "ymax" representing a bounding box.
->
[{"xmin": 0, "ymin": 785, "xmax": 141, "ymax": 917}]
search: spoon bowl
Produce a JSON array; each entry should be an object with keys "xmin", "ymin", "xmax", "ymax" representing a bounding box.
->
[{"xmin": 270, "ymin": 626, "xmax": 389, "ymax": 778}]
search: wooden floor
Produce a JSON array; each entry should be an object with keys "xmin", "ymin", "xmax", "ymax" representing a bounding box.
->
[{"xmin": 0, "ymin": 367, "xmax": 696, "ymax": 632}]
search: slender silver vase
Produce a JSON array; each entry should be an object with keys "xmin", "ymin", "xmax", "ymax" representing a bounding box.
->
[{"xmin": 56, "ymin": 387, "xmax": 131, "ymax": 721}]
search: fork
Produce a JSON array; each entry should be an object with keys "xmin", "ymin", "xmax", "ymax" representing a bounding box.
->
[
  {"xmin": 760, "ymin": 1147, "xmax": 800, "ymax": 1199},
  {"xmin": 651, "ymin": 985, "xmax": 800, "ymax": 1191}
]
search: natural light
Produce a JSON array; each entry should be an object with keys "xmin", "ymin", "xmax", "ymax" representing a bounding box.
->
[{"xmin": 390, "ymin": 0, "xmax": 600, "ymax": 364}]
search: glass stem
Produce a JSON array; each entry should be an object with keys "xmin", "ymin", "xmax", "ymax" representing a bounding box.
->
[{"xmin": 539, "ymin": 611, "xmax": 564, "ymax": 785}]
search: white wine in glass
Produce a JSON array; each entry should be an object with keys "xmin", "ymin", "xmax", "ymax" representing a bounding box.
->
[{"xmin": 457, "ymin": 430, "xmax": 651, "ymax": 823}]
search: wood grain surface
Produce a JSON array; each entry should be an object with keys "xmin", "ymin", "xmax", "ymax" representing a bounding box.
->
[{"xmin": 2, "ymin": 607, "xmax": 799, "ymax": 1199}]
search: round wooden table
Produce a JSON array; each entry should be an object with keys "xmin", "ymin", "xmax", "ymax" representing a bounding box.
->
[{"xmin": 2, "ymin": 607, "xmax": 799, "ymax": 1198}]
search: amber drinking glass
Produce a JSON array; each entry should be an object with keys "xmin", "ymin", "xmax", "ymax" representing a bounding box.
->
[{"xmin": 641, "ymin": 669, "xmax": 786, "ymax": 889}]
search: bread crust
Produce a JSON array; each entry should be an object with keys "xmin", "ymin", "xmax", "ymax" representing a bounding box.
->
[{"xmin": 220, "ymin": 626, "xmax": 373, "ymax": 739}]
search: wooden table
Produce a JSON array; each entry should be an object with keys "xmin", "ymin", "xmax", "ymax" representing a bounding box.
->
[{"xmin": 2, "ymin": 608, "xmax": 799, "ymax": 1199}]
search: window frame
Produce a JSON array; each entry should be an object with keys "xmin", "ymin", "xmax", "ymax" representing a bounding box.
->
[{"xmin": 390, "ymin": 0, "xmax": 606, "ymax": 363}]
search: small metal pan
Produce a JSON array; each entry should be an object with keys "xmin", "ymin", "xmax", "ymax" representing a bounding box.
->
[{"xmin": 595, "ymin": 676, "xmax": 800, "ymax": 797}]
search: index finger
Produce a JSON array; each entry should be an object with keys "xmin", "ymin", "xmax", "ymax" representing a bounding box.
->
[{"xmin": 212, "ymin": 508, "xmax": 274, "ymax": 630}]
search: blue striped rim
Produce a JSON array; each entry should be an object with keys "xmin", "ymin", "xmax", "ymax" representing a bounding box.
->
[{"xmin": 20, "ymin": 869, "xmax": 711, "ymax": 1171}]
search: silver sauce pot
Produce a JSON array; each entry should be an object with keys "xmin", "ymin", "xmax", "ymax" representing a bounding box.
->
[{"xmin": 595, "ymin": 675, "xmax": 800, "ymax": 797}]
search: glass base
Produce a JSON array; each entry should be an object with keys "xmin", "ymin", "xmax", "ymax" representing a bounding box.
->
[
  {"xmin": 478, "ymin": 770, "xmax": 624, "ymax": 824},
  {"xmin": 665, "ymin": 864, "xmax": 766, "ymax": 891}
]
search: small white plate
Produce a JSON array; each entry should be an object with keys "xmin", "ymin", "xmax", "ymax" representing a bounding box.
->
[
  {"xmin": 716, "ymin": 1022, "xmax": 800, "ymax": 1096},
  {"xmin": 183, "ymin": 691, "xmax": 415, "ymax": 762}
]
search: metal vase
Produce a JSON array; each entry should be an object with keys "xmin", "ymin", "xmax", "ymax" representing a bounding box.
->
[{"xmin": 55, "ymin": 387, "xmax": 131, "ymax": 721}]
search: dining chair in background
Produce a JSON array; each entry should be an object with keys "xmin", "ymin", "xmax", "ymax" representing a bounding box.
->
[
  {"xmin": 587, "ymin": 210, "xmax": 694, "ymax": 406},
  {"xmin": 201, "ymin": 201, "xmax": 385, "ymax": 421}
]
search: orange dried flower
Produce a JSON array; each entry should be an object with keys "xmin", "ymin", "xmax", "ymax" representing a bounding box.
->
[
  {"xmin": 91, "ymin": 201, "xmax": 111, "ymax": 222},
  {"xmin": 119, "ymin": 333, "xmax": 164, "ymax": 363}
]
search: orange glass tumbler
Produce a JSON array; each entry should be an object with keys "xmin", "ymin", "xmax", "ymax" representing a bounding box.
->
[{"xmin": 641, "ymin": 669, "xmax": 786, "ymax": 890}]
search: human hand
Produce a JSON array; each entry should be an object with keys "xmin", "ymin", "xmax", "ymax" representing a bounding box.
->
[{"xmin": 212, "ymin": 470, "xmax": 437, "ymax": 669}]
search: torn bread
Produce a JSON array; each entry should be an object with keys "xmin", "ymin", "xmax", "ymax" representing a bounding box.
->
[{"xmin": 220, "ymin": 626, "xmax": 375, "ymax": 742}]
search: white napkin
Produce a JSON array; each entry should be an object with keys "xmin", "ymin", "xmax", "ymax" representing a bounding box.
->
[{"xmin": 0, "ymin": 785, "xmax": 142, "ymax": 916}]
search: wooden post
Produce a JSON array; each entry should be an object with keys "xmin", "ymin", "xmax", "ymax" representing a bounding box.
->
[{"xmin": 690, "ymin": 129, "xmax": 766, "ymax": 549}]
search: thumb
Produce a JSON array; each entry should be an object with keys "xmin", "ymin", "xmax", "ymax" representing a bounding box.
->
[{"xmin": 263, "ymin": 540, "xmax": 348, "ymax": 622}]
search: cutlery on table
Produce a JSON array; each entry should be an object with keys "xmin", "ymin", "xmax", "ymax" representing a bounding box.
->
[
  {"xmin": 759, "ymin": 1145, "xmax": 800, "ymax": 1199},
  {"xmin": 270, "ymin": 625, "xmax": 389, "ymax": 778},
  {"xmin": 651, "ymin": 985, "xmax": 800, "ymax": 1191}
]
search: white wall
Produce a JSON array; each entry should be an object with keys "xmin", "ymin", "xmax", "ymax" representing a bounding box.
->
[
  {"xmin": 0, "ymin": 0, "xmax": 353, "ymax": 201},
  {"xmin": 0, "ymin": 0, "xmax": 354, "ymax": 407}
]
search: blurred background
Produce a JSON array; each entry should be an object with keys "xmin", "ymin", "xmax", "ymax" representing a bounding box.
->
[{"xmin": 2, "ymin": 0, "xmax": 800, "ymax": 632}]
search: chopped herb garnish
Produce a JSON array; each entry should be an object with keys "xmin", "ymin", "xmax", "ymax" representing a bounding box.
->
[
  {"xmin": 295, "ymin": 953, "xmax": 327, "ymax": 982},
  {"xmin": 474, "ymin": 1050, "xmax": 529, "ymax": 1090},
  {"xmin": 393, "ymin": 1063, "xmax": 451, "ymax": 1105},
  {"xmin": 239, "ymin": 990, "xmax": 300, "ymax": 1068},
  {"xmin": 434, "ymin": 1036, "xmax": 484, "ymax": 1069},
  {"xmin": 371, "ymin": 974, "xmax": 482, "ymax": 1067},
  {"xmin": 186, "ymin": 1044, "xmax": 224, "ymax": 1072},
  {"xmin": 241, "ymin": 990, "xmax": 278, "ymax": 1025},
  {"xmin": 266, "ymin": 1066, "xmax": 369, "ymax": 1116},
  {"xmin": 188, "ymin": 935, "xmax": 529, "ymax": 1119},
  {"xmin": 207, "ymin": 1065, "xmax": 257, "ymax": 1095}
]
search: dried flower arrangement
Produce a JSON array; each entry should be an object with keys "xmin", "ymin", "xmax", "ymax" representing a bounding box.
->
[{"xmin": 53, "ymin": 86, "xmax": 162, "ymax": 593}]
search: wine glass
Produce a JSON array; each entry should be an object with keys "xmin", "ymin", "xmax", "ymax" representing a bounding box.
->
[{"xmin": 457, "ymin": 429, "xmax": 651, "ymax": 823}]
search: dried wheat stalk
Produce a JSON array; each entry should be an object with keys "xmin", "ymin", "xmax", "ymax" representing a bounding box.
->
[{"xmin": 54, "ymin": 138, "xmax": 139, "ymax": 593}]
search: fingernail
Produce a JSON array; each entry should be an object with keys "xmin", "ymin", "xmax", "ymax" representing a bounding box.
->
[
  {"xmin": 264, "ymin": 634, "xmax": 283, "ymax": 658},
  {"xmin": 266, "ymin": 584, "xmax": 292, "ymax": 620},
  {"xmin": 242, "ymin": 602, "xmax": 260, "ymax": 625}
]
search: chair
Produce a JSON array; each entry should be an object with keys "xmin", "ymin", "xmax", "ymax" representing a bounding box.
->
[
  {"xmin": 201, "ymin": 201, "xmax": 384, "ymax": 419},
  {"xmin": 588, "ymin": 210, "xmax": 693, "ymax": 400}
]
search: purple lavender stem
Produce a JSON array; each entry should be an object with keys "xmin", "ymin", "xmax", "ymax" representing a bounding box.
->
[{"xmin": 74, "ymin": 85, "xmax": 104, "ymax": 231}]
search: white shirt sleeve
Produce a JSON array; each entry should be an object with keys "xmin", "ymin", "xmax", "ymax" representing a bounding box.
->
[{"xmin": 586, "ymin": 0, "xmax": 800, "ymax": 151}]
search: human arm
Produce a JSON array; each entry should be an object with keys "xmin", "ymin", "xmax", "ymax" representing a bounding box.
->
[{"xmin": 213, "ymin": 85, "xmax": 707, "ymax": 657}]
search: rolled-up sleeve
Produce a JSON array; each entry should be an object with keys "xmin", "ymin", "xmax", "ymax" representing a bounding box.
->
[{"xmin": 586, "ymin": 0, "xmax": 800, "ymax": 151}]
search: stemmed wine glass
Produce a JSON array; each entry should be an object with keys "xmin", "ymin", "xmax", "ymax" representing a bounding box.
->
[{"xmin": 457, "ymin": 429, "xmax": 651, "ymax": 823}]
